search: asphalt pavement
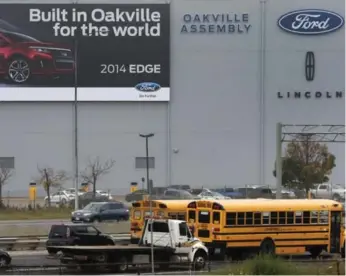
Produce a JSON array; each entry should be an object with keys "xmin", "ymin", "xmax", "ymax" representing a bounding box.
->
[{"xmin": 0, "ymin": 219, "xmax": 69, "ymax": 226}]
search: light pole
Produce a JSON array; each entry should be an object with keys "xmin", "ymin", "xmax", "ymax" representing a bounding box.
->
[
  {"xmin": 139, "ymin": 133, "xmax": 154, "ymax": 273},
  {"xmin": 73, "ymin": 36, "xmax": 79, "ymax": 211}
]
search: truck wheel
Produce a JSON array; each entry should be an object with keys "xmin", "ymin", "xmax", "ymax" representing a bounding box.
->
[
  {"xmin": 116, "ymin": 256, "xmax": 128, "ymax": 272},
  {"xmin": 193, "ymin": 250, "xmax": 207, "ymax": 270}
]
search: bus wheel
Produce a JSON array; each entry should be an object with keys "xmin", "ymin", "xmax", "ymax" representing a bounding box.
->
[
  {"xmin": 309, "ymin": 247, "xmax": 322, "ymax": 259},
  {"xmin": 260, "ymin": 238, "xmax": 275, "ymax": 256}
]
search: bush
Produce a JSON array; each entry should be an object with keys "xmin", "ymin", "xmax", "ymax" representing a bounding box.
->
[{"xmin": 212, "ymin": 255, "xmax": 300, "ymax": 275}]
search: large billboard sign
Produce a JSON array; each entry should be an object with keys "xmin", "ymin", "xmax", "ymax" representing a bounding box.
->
[{"xmin": 0, "ymin": 4, "xmax": 170, "ymax": 101}]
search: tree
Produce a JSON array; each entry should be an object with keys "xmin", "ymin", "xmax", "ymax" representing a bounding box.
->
[
  {"xmin": 80, "ymin": 157, "xmax": 115, "ymax": 195},
  {"xmin": 273, "ymin": 134, "xmax": 336, "ymax": 193},
  {"xmin": 37, "ymin": 166, "xmax": 69, "ymax": 207},
  {"xmin": 0, "ymin": 167, "xmax": 13, "ymax": 207}
]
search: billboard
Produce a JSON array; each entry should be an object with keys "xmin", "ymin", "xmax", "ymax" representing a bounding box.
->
[{"xmin": 0, "ymin": 4, "xmax": 170, "ymax": 101}]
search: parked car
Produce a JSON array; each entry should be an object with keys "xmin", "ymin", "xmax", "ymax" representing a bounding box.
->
[
  {"xmin": 162, "ymin": 188, "xmax": 197, "ymax": 199},
  {"xmin": 71, "ymin": 202, "xmax": 129, "ymax": 223},
  {"xmin": 213, "ymin": 187, "xmax": 243, "ymax": 198},
  {"xmin": 44, "ymin": 190, "xmax": 75, "ymax": 206},
  {"xmin": 69, "ymin": 191, "xmax": 110, "ymax": 209},
  {"xmin": 236, "ymin": 186, "xmax": 273, "ymax": 199},
  {"xmin": 96, "ymin": 190, "xmax": 113, "ymax": 200},
  {"xmin": 198, "ymin": 188, "xmax": 230, "ymax": 200},
  {"xmin": 0, "ymin": 249, "xmax": 11, "ymax": 269},
  {"xmin": 311, "ymin": 184, "xmax": 346, "ymax": 201},
  {"xmin": 0, "ymin": 29, "xmax": 74, "ymax": 84},
  {"xmin": 64, "ymin": 188, "xmax": 85, "ymax": 196},
  {"xmin": 271, "ymin": 188, "xmax": 296, "ymax": 199},
  {"xmin": 46, "ymin": 223, "xmax": 115, "ymax": 254},
  {"xmin": 125, "ymin": 189, "xmax": 148, "ymax": 202},
  {"xmin": 168, "ymin": 184, "xmax": 191, "ymax": 191}
]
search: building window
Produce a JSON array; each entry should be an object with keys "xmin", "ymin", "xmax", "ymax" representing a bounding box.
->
[{"xmin": 135, "ymin": 157, "xmax": 155, "ymax": 169}]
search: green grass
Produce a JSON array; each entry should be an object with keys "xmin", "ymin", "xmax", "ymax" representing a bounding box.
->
[
  {"xmin": 0, "ymin": 206, "xmax": 72, "ymax": 220},
  {"xmin": 208, "ymin": 255, "xmax": 345, "ymax": 275}
]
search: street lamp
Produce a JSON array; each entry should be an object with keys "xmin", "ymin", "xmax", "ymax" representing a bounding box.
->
[{"xmin": 139, "ymin": 133, "xmax": 154, "ymax": 273}]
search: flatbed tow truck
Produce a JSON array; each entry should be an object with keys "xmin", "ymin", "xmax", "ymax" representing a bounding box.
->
[{"xmin": 48, "ymin": 219, "xmax": 209, "ymax": 273}]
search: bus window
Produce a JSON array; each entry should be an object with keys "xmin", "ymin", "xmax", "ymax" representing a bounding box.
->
[
  {"xmin": 295, "ymin": 211, "xmax": 302, "ymax": 224},
  {"xmin": 134, "ymin": 210, "xmax": 141, "ymax": 220},
  {"xmin": 213, "ymin": 212, "xmax": 220, "ymax": 224},
  {"xmin": 303, "ymin": 211, "xmax": 310, "ymax": 224},
  {"xmin": 168, "ymin": 212, "xmax": 177, "ymax": 219},
  {"xmin": 198, "ymin": 211, "xmax": 210, "ymax": 223},
  {"xmin": 178, "ymin": 213, "xmax": 186, "ymax": 220},
  {"xmin": 144, "ymin": 211, "xmax": 152, "ymax": 217},
  {"xmin": 237, "ymin": 212, "xmax": 245, "ymax": 225},
  {"xmin": 319, "ymin": 210, "xmax": 329, "ymax": 224},
  {"xmin": 287, "ymin": 212, "xmax": 294, "ymax": 224},
  {"xmin": 279, "ymin": 212, "xmax": 286, "ymax": 224},
  {"xmin": 188, "ymin": 210, "xmax": 196, "ymax": 222},
  {"xmin": 254, "ymin": 212, "xmax": 261, "ymax": 225},
  {"xmin": 311, "ymin": 211, "xmax": 318, "ymax": 224},
  {"xmin": 263, "ymin": 212, "xmax": 270, "ymax": 224},
  {"xmin": 271, "ymin": 212, "xmax": 278, "ymax": 224},
  {"xmin": 246, "ymin": 212, "xmax": 253, "ymax": 225},
  {"xmin": 226, "ymin": 212, "xmax": 236, "ymax": 225},
  {"xmin": 157, "ymin": 211, "xmax": 165, "ymax": 217}
]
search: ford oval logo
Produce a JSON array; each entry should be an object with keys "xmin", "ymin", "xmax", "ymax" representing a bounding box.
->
[
  {"xmin": 135, "ymin": 82, "xmax": 161, "ymax": 92},
  {"xmin": 278, "ymin": 9, "xmax": 344, "ymax": 35}
]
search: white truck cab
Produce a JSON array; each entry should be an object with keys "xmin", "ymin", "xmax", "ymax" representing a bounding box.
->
[{"xmin": 140, "ymin": 218, "xmax": 209, "ymax": 270}]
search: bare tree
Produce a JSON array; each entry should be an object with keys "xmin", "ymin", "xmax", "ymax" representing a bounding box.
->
[
  {"xmin": 37, "ymin": 166, "xmax": 69, "ymax": 207},
  {"xmin": 80, "ymin": 157, "xmax": 115, "ymax": 195},
  {"xmin": 0, "ymin": 167, "xmax": 13, "ymax": 207}
]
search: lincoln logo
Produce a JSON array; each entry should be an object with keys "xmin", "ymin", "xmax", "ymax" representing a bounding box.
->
[{"xmin": 305, "ymin": 51, "xmax": 315, "ymax": 81}]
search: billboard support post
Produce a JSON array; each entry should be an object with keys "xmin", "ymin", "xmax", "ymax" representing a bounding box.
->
[{"xmin": 74, "ymin": 37, "xmax": 79, "ymax": 211}]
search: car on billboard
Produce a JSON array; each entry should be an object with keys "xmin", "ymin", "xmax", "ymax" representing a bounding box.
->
[{"xmin": 0, "ymin": 29, "xmax": 74, "ymax": 84}]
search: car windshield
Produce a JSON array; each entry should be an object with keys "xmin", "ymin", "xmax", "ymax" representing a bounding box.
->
[
  {"xmin": 4, "ymin": 31, "xmax": 40, "ymax": 43},
  {"xmin": 83, "ymin": 203, "xmax": 102, "ymax": 211}
]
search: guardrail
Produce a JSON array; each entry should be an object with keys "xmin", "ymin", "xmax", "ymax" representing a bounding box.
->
[{"xmin": 0, "ymin": 233, "xmax": 130, "ymax": 251}]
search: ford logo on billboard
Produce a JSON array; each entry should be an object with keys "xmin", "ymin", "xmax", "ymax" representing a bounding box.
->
[
  {"xmin": 278, "ymin": 9, "xmax": 344, "ymax": 35},
  {"xmin": 135, "ymin": 82, "xmax": 161, "ymax": 92}
]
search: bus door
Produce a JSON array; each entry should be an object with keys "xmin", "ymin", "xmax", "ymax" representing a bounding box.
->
[
  {"xmin": 187, "ymin": 201, "xmax": 197, "ymax": 235},
  {"xmin": 330, "ymin": 211, "xmax": 341, "ymax": 253}
]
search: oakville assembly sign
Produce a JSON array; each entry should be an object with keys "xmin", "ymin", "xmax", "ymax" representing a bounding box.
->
[{"xmin": 0, "ymin": 4, "xmax": 170, "ymax": 101}]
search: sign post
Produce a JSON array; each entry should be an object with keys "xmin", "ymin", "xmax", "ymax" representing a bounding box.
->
[{"xmin": 29, "ymin": 182, "xmax": 37, "ymax": 208}]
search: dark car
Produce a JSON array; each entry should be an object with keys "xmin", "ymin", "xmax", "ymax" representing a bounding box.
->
[
  {"xmin": 125, "ymin": 189, "xmax": 148, "ymax": 202},
  {"xmin": 71, "ymin": 202, "xmax": 129, "ymax": 223},
  {"xmin": 69, "ymin": 191, "xmax": 110, "ymax": 209},
  {"xmin": 0, "ymin": 30, "xmax": 74, "ymax": 84},
  {"xmin": 0, "ymin": 249, "xmax": 11, "ymax": 269},
  {"xmin": 46, "ymin": 223, "xmax": 115, "ymax": 254}
]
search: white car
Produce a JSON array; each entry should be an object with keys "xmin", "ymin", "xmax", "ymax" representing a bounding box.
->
[
  {"xmin": 197, "ymin": 188, "xmax": 231, "ymax": 200},
  {"xmin": 64, "ymin": 188, "xmax": 85, "ymax": 196},
  {"xmin": 96, "ymin": 190, "xmax": 113, "ymax": 200},
  {"xmin": 44, "ymin": 191, "xmax": 75, "ymax": 205}
]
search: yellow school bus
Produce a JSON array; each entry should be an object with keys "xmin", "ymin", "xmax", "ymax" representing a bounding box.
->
[
  {"xmin": 187, "ymin": 199, "xmax": 345, "ymax": 258},
  {"xmin": 130, "ymin": 200, "xmax": 191, "ymax": 243}
]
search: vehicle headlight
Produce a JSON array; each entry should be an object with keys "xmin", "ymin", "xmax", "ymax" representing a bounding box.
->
[
  {"xmin": 29, "ymin": 47, "xmax": 50, "ymax": 53},
  {"xmin": 71, "ymin": 211, "xmax": 75, "ymax": 215}
]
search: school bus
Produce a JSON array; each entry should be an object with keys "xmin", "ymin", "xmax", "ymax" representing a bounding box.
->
[
  {"xmin": 130, "ymin": 200, "xmax": 191, "ymax": 243},
  {"xmin": 187, "ymin": 199, "xmax": 345, "ymax": 258}
]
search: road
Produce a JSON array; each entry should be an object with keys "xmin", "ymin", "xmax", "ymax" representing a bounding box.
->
[{"xmin": 0, "ymin": 219, "xmax": 70, "ymax": 226}]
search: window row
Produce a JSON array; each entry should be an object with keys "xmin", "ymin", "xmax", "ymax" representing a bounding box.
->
[{"xmin": 225, "ymin": 211, "xmax": 329, "ymax": 226}]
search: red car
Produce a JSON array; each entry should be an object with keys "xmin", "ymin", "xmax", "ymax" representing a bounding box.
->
[{"xmin": 0, "ymin": 30, "xmax": 74, "ymax": 84}]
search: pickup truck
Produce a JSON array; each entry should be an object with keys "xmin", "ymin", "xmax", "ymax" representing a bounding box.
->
[
  {"xmin": 48, "ymin": 218, "xmax": 209, "ymax": 273},
  {"xmin": 311, "ymin": 184, "xmax": 346, "ymax": 201}
]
